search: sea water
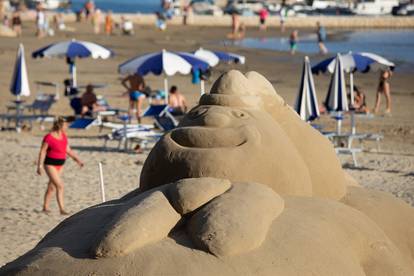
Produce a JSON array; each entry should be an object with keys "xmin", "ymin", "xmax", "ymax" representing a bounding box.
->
[
  {"xmin": 69, "ymin": 0, "xmax": 160, "ymax": 13},
  {"xmin": 225, "ymin": 29, "xmax": 414, "ymax": 69}
]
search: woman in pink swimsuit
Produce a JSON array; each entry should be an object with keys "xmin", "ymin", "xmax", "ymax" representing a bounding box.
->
[{"xmin": 37, "ymin": 117, "xmax": 84, "ymax": 215}]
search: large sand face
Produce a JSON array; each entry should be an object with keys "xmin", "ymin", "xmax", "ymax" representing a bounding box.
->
[
  {"xmin": 1, "ymin": 71, "xmax": 414, "ymax": 276},
  {"xmin": 141, "ymin": 70, "xmax": 346, "ymax": 199}
]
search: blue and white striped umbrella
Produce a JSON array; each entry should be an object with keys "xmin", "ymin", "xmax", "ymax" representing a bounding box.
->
[
  {"xmin": 325, "ymin": 54, "xmax": 348, "ymax": 113},
  {"xmin": 325, "ymin": 54, "xmax": 348, "ymax": 134},
  {"xmin": 119, "ymin": 50, "xmax": 209, "ymax": 76},
  {"xmin": 10, "ymin": 44, "xmax": 30, "ymax": 98},
  {"xmin": 32, "ymin": 39, "xmax": 113, "ymax": 87},
  {"xmin": 119, "ymin": 50, "xmax": 209, "ymax": 100},
  {"xmin": 294, "ymin": 56, "xmax": 319, "ymax": 122},
  {"xmin": 194, "ymin": 48, "xmax": 246, "ymax": 67},
  {"xmin": 312, "ymin": 52, "xmax": 395, "ymax": 105},
  {"xmin": 312, "ymin": 52, "xmax": 394, "ymax": 74}
]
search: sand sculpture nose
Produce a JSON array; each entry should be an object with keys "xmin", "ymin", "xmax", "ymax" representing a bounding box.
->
[{"xmin": 201, "ymin": 112, "xmax": 230, "ymax": 128}]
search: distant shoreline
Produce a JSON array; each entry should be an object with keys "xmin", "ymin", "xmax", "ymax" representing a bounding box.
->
[{"xmin": 17, "ymin": 11, "xmax": 414, "ymax": 28}]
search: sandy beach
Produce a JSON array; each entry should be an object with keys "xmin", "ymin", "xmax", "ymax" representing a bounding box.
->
[{"xmin": 0, "ymin": 20, "xmax": 413, "ymax": 267}]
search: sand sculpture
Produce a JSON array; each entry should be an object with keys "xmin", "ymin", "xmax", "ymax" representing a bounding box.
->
[{"xmin": 2, "ymin": 71, "xmax": 414, "ymax": 276}]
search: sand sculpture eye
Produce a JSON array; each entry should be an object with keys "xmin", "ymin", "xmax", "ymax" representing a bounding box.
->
[
  {"xmin": 188, "ymin": 107, "xmax": 209, "ymax": 119},
  {"xmin": 231, "ymin": 110, "xmax": 248, "ymax": 119}
]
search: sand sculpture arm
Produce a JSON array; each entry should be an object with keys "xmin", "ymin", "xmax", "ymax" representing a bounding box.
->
[{"xmin": 91, "ymin": 177, "xmax": 284, "ymax": 258}]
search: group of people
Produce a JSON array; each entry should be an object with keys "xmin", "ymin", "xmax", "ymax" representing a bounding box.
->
[
  {"xmin": 121, "ymin": 74, "xmax": 187, "ymax": 122},
  {"xmin": 2, "ymin": 10, "xmax": 22, "ymax": 36},
  {"xmin": 76, "ymin": 1, "xmax": 134, "ymax": 35},
  {"xmin": 288, "ymin": 22, "xmax": 328, "ymax": 55},
  {"xmin": 320, "ymin": 69, "xmax": 392, "ymax": 115},
  {"xmin": 38, "ymin": 72, "xmax": 189, "ymax": 215}
]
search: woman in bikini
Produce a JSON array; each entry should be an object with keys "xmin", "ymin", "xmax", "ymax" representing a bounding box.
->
[
  {"xmin": 374, "ymin": 69, "xmax": 392, "ymax": 115},
  {"xmin": 37, "ymin": 117, "xmax": 84, "ymax": 215}
]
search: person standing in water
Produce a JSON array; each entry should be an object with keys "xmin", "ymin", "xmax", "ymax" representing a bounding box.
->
[
  {"xmin": 316, "ymin": 21, "xmax": 328, "ymax": 55},
  {"xmin": 289, "ymin": 30, "xmax": 298, "ymax": 55},
  {"xmin": 374, "ymin": 69, "xmax": 392, "ymax": 115},
  {"xmin": 121, "ymin": 74, "xmax": 147, "ymax": 123},
  {"xmin": 37, "ymin": 117, "xmax": 84, "ymax": 215}
]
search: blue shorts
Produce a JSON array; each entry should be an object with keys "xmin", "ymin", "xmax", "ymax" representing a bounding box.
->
[{"xmin": 129, "ymin": 91, "xmax": 145, "ymax": 101}]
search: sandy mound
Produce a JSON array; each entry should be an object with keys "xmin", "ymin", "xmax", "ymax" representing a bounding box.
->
[{"xmin": 1, "ymin": 71, "xmax": 414, "ymax": 276}]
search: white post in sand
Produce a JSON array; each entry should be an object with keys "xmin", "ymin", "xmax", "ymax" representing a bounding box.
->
[
  {"xmin": 200, "ymin": 80, "xmax": 205, "ymax": 96},
  {"xmin": 72, "ymin": 63, "xmax": 77, "ymax": 88},
  {"xmin": 98, "ymin": 162, "xmax": 106, "ymax": 202}
]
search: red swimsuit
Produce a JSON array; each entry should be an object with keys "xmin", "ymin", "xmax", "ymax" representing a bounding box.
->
[{"xmin": 43, "ymin": 132, "xmax": 68, "ymax": 171}]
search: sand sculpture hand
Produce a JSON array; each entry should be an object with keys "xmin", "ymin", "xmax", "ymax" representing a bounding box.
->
[{"xmin": 91, "ymin": 177, "xmax": 284, "ymax": 258}]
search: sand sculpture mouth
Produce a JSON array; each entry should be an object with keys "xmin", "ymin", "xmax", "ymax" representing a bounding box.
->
[{"xmin": 170, "ymin": 126, "xmax": 255, "ymax": 149}]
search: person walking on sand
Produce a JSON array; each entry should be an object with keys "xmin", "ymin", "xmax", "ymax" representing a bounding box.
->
[
  {"xmin": 289, "ymin": 30, "xmax": 298, "ymax": 55},
  {"xmin": 92, "ymin": 9, "xmax": 102, "ymax": 34},
  {"xmin": 316, "ymin": 21, "xmax": 328, "ymax": 54},
  {"xmin": 374, "ymin": 69, "xmax": 392, "ymax": 115},
  {"xmin": 258, "ymin": 7, "xmax": 268, "ymax": 31},
  {"xmin": 37, "ymin": 117, "xmax": 84, "ymax": 215},
  {"xmin": 36, "ymin": 4, "xmax": 46, "ymax": 38},
  {"xmin": 121, "ymin": 74, "xmax": 147, "ymax": 123}
]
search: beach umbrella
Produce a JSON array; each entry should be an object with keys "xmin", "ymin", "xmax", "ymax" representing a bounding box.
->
[
  {"xmin": 194, "ymin": 48, "xmax": 245, "ymax": 94},
  {"xmin": 313, "ymin": 52, "xmax": 394, "ymax": 134},
  {"xmin": 312, "ymin": 52, "xmax": 395, "ymax": 104},
  {"xmin": 325, "ymin": 54, "xmax": 348, "ymax": 134},
  {"xmin": 294, "ymin": 56, "xmax": 320, "ymax": 122},
  {"xmin": 32, "ymin": 39, "xmax": 113, "ymax": 87},
  {"xmin": 119, "ymin": 49, "xmax": 209, "ymax": 101},
  {"xmin": 194, "ymin": 48, "xmax": 246, "ymax": 67},
  {"xmin": 10, "ymin": 44, "xmax": 30, "ymax": 99}
]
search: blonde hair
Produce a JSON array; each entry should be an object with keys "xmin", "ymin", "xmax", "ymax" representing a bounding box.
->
[{"xmin": 52, "ymin": 116, "xmax": 67, "ymax": 132}]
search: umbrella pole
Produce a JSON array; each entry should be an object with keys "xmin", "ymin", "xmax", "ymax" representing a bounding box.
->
[
  {"xmin": 164, "ymin": 77, "xmax": 169, "ymax": 104},
  {"xmin": 351, "ymin": 111, "xmax": 356, "ymax": 134},
  {"xmin": 16, "ymin": 95, "xmax": 21, "ymax": 132},
  {"xmin": 349, "ymin": 72, "xmax": 354, "ymax": 106},
  {"xmin": 200, "ymin": 80, "xmax": 205, "ymax": 96},
  {"xmin": 72, "ymin": 63, "xmax": 77, "ymax": 88},
  {"xmin": 349, "ymin": 72, "xmax": 356, "ymax": 134},
  {"xmin": 337, "ymin": 112, "xmax": 342, "ymax": 135}
]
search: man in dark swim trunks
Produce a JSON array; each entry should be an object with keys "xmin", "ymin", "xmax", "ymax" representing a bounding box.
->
[{"xmin": 121, "ymin": 74, "xmax": 147, "ymax": 123}]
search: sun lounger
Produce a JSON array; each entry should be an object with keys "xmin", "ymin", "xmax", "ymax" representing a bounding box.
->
[
  {"xmin": 335, "ymin": 147, "xmax": 362, "ymax": 167},
  {"xmin": 103, "ymin": 105, "xmax": 179, "ymax": 151},
  {"xmin": 324, "ymin": 132, "xmax": 383, "ymax": 151}
]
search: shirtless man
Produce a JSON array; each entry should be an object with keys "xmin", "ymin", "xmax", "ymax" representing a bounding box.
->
[
  {"xmin": 121, "ymin": 74, "xmax": 146, "ymax": 123},
  {"xmin": 168, "ymin": 86, "xmax": 187, "ymax": 115}
]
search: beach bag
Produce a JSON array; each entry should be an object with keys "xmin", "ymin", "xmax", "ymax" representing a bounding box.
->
[{"xmin": 192, "ymin": 69, "xmax": 201, "ymax": 84}]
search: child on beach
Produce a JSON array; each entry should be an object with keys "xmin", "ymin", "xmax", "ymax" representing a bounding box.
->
[
  {"xmin": 37, "ymin": 117, "xmax": 84, "ymax": 215},
  {"xmin": 289, "ymin": 30, "xmax": 298, "ymax": 55}
]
